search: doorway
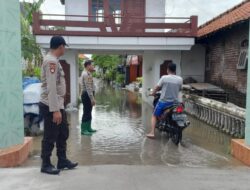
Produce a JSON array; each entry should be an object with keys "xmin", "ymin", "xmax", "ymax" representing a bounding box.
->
[{"xmin": 60, "ymin": 60, "xmax": 71, "ymax": 106}]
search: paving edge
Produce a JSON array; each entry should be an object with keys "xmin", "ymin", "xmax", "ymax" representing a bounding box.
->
[
  {"xmin": 0, "ymin": 137, "xmax": 33, "ymax": 168},
  {"xmin": 231, "ymin": 139, "xmax": 250, "ymax": 166}
]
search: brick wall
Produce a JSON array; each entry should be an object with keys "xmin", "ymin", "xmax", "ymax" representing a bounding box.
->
[{"xmin": 200, "ymin": 22, "xmax": 249, "ymax": 108}]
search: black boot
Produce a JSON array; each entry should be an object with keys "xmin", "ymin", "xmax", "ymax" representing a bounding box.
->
[
  {"xmin": 57, "ymin": 158, "xmax": 78, "ymax": 170},
  {"xmin": 41, "ymin": 158, "xmax": 60, "ymax": 175}
]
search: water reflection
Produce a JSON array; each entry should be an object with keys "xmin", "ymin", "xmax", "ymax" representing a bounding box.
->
[{"xmin": 23, "ymin": 81, "xmax": 242, "ymax": 168}]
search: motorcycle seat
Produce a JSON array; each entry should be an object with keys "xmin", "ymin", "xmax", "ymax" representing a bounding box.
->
[{"xmin": 163, "ymin": 103, "xmax": 182, "ymax": 114}]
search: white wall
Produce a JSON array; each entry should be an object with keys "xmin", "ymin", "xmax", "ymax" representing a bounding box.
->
[
  {"xmin": 145, "ymin": 0, "xmax": 165, "ymax": 33},
  {"xmin": 181, "ymin": 44, "xmax": 205, "ymax": 82},
  {"xmin": 65, "ymin": 0, "xmax": 88, "ymax": 17},
  {"xmin": 65, "ymin": 0, "xmax": 166, "ymax": 19},
  {"xmin": 64, "ymin": 0, "xmax": 166, "ymax": 32},
  {"xmin": 146, "ymin": 0, "xmax": 165, "ymax": 18},
  {"xmin": 61, "ymin": 49, "xmax": 79, "ymax": 106},
  {"xmin": 65, "ymin": 0, "xmax": 166, "ymax": 18},
  {"xmin": 65, "ymin": 0, "xmax": 97, "ymax": 32},
  {"xmin": 142, "ymin": 50, "xmax": 182, "ymax": 104}
]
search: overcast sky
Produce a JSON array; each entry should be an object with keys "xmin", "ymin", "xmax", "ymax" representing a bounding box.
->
[
  {"xmin": 165, "ymin": 0, "xmax": 244, "ymax": 25},
  {"xmin": 23, "ymin": 0, "xmax": 245, "ymax": 25}
]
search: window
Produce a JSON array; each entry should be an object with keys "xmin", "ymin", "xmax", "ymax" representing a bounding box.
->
[
  {"xmin": 237, "ymin": 39, "xmax": 248, "ymax": 70},
  {"xmin": 237, "ymin": 50, "xmax": 248, "ymax": 69},
  {"xmin": 109, "ymin": 0, "xmax": 122, "ymax": 24},
  {"xmin": 91, "ymin": 0, "xmax": 104, "ymax": 22}
]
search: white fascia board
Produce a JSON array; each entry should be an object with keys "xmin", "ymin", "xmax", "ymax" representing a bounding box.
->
[
  {"xmin": 97, "ymin": 37, "xmax": 138, "ymax": 45},
  {"xmin": 68, "ymin": 36, "xmax": 98, "ymax": 45},
  {"xmin": 166, "ymin": 37, "xmax": 195, "ymax": 45},
  {"xmin": 63, "ymin": 44, "xmax": 192, "ymax": 51},
  {"xmin": 36, "ymin": 35, "xmax": 194, "ymax": 51}
]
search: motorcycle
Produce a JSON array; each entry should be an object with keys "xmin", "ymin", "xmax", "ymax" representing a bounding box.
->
[{"xmin": 149, "ymin": 89, "xmax": 190, "ymax": 145}]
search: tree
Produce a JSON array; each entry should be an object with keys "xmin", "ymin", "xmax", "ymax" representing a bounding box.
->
[
  {"xmin": 21, "ymin": 0, "xmax": 44, "ymax": 77},
  {"xmin": 92, "ymin": 54, "xmax": 123, "ymax": 83},
  {"xmin": 23, "ymin": 0, "xmax": 45, "ymax": 25},
  {"xmin": 21, "ymin": 14, "xmax": 42, "ymax": 66}
]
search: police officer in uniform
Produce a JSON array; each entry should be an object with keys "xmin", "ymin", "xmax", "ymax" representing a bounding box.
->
[
  {"xmin": 39, "ymin": 36, "xmax": 78, "ymax": 175},
  {"xmin": 80, "ymin": 60, "xmax": 97, "ymax": 135}
]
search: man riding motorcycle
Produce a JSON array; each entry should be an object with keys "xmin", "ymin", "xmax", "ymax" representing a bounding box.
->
[{"xmin": 146, "ymin": 62, "xmax": 183, "ymax": 139}]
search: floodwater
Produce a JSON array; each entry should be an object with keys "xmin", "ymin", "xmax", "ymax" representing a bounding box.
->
[{"xmin": 24, "ymin": 81, "xmax": 242, "ymax": 168}]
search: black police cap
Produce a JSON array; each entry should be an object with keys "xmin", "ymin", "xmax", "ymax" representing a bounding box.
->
[{"xmin": 50, "ymin": 36, "xmax": 68, "ymax": 49}]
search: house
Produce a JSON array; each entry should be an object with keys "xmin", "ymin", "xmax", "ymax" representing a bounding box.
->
[
  {"xmin": 33, "ymin": 0, "xmax": 203, "ymax": 105},
  {"xmin": 198, "ymin": 0, "xmax": 250, "ymax": 108},
  {"xmin": 125, "ymin": 55, "xmax": 143, "ymax": 84}
]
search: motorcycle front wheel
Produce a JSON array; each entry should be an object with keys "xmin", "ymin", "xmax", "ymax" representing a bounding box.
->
[{"xmin": 171, "ymin": 128, "xmax": 182, "ymax": 145}]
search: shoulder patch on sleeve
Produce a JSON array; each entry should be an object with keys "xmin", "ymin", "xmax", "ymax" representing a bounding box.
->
[{"xmin": 49, "ymin": 63, "xmax": 57, "ymax": 74}]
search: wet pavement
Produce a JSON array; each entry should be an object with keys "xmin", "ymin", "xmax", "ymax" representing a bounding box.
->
[
  {"xmin": 2, "ymin": 166, "xmax": 250, "ymax": 190},
  {"xmin": 24, "ymin": 81, "xmax": 243, "ymax": 168}
]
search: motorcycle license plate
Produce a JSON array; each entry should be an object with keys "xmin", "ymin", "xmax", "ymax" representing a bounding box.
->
[{"xmin": 172, "ymin": 113, "xmax": 186, "ymax": 121}]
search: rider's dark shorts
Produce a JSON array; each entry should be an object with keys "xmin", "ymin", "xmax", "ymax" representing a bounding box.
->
[{"xmin": 153, "ymin": 101, "xmax": 174, "ymax": 117}]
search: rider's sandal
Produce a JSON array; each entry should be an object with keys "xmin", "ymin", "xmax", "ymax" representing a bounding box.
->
[{"xmin": 146, "ymin": 134, "xmax": 155, "ymax": 139}]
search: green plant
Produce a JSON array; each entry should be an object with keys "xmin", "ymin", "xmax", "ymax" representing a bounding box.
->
[
  {"xmin": 23, "ymin": 65, "xmax": 41, "ymax": 79},
  {"xmin": 21, "ymin": 0, "xmax": 44, "ymax": 67},
  {"xmin": 33, "ymin": 67, "xmax": 41, "ymax": 78},
  {"xmin": 92, "ymin": 72, "xmax": 101, "ymax": 78},
  {"xmin": 23, "ymin": 0, "xmax": 45, "ymax": 25},
  {"xmin": 21, "ymin": 14, "xmax": 43, "ymax": 66},
  {"xmin": 104, "ymin": 70, "xmax": 113, "ymax": 81},
  {"xmin": 116, "ymin": 74, "xmax": 125, "ymax": 84},
  {"xmin": 92, "ymin": 54, "xmax": 122, "ymax": 82},
  {"xmin": 136, "ymin": 77, "xmax": 143, "ymax": 83},
  {"xmin": 136, "ymin": 77, "xmax": 143, "ymax": 87}
]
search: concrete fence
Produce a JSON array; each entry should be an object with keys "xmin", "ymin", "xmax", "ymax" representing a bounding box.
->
[{"xmin": 183, "ymin": 94, "xmax": 245, "ymax": 138}]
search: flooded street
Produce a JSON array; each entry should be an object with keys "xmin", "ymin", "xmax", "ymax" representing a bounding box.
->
[{"xmin": 24, "ymin": 81, "xmax": 242, "ymax": 168}]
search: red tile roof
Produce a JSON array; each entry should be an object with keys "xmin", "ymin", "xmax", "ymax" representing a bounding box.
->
[{"xmin": 198, "ymin": 0, "xmax": 250, "ymax": 38}]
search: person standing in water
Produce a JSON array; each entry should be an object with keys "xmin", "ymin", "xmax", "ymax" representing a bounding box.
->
[{"xmin": 80, "ymin": 60, "xmax": 97, "ymax": 135}]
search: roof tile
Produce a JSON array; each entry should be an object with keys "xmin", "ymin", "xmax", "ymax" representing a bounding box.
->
[{"xmin": 198, "ymin": 0, "xmax": 250, "ymax": 38}]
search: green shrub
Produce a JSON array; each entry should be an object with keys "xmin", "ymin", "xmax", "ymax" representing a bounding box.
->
[
  {"xmin": 92, "ymin": 72, "xmax": 102, "ymax": 79},
  {"xmin": 116, "ymin": 74, "xmax": 125, "ymax": 84},
  {"xmin": 23, "ymin": 66, "xmax": 41, "ymax": 79},
  {"xmin": 104, "ymin": 70, "xmax": 113, "ymax": 81},
  {"xmin": 136, "ymin": 77, "xmax": 143, "ymax": 84}
]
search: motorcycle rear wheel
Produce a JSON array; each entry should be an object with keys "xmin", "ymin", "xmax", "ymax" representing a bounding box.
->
[{"xmin": 171, "ymin": 129, "xmax": 182, "ymax": 145}]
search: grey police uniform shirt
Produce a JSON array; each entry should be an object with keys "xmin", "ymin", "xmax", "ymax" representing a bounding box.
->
[
  {"xmin": 40, "ymin": 52, "xmax": 66, "ymax": 112},
  {"xmin": 80, "ymin": 70, "xmax": 95, "ymax": 102},
  {"xmin": 157, "ymin": 74, "xmax": 183, "ymax": 103}
]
